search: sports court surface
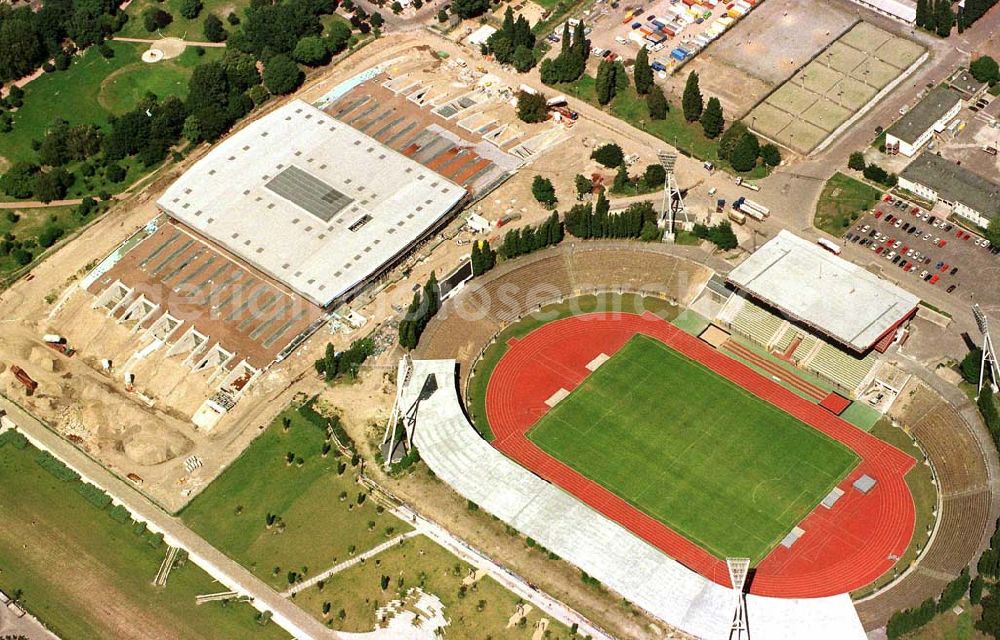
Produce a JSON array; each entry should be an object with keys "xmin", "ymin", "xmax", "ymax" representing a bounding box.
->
[
  {"xmin": 527, "ymin": 334, "xmax": 858, "ymax": 563},
  {"xmin": 485, "ymin": 312, "xmax": 917, "ymax": 596},
  {"xmin": 746, "ymin": 22, "xmax": 925, "ymax": 154}
]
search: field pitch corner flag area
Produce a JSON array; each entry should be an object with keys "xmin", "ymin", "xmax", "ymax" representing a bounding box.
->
[{"xmin": 484, "ymin": 311, "xmax": 917, "ymax": 597}]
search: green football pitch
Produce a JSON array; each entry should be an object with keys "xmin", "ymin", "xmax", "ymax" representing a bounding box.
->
[{"xmin": 527, "ymin": 335, "xmax": 859, "ymax": 562}]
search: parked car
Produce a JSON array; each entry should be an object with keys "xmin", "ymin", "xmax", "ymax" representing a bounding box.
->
[
  {"xmin": 947, "ymin": 284, "xmax": 958, "ymax": 293},
  {"xmin": 950, "ymin": 267, "xmax": 958, "ymax": 275}
]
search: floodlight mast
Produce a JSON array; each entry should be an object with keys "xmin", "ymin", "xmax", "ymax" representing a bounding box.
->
[
  {"xmin": 973, "ymin": 305, "xmax": 1000, "ymax": 395},
  {"xmin": 382, "ymin": 355, "xmax": 414, "ymax": 467},
  {"xmin": 727, "ymin": 557, "xmax": 751, "ymax": 640},
  {"xmin": 657, "ymin": 150, "xmax": 686, "ymax": 241}
]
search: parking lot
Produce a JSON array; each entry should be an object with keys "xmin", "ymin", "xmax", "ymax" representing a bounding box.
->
[{"xmin": 841, "ymin": 195, "xmax": 1000, "ymax": 304}]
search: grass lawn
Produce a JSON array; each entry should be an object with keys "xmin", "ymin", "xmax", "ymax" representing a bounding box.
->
[
  {"xmin": 0, "ymin": 433, "xmax": 285, "ymax": 640},
  {"xmin": 0, "ymin": 205, "xmax": 77, "ymax": 276},
  {"xmin": 527, "ymin": 334, "xmax": 859, "ymax": 561},
  {"xmin": 814, "ymin": 172, "xmax": 882, "ymax": 237},
  {"xmin": 467, "ymin": 294, "xmax": 678, "ymax": 441},
  {"xmin": 99, "ymin": 45, "xmax": 223, "ymax": 115},
  {"xmin": 563, "ymin": 75, "xmax": 770, "ymax": 179},
  {"xmin": 119, "ymin": 0, "xmax": 251, "ymax": 39},
  {"xmin": 293, "ymin": 534, "xmax": 573, "ymax": 637},
  {"xmin": 180, "ymin": 401, "xmax": 409, "ymax": 590}
]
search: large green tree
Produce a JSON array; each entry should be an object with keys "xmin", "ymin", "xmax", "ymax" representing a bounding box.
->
[
  {"xmin": 647, "ymin": 84, "xmax": 668, "ymax": 120},
  {"xmin": 971, "ymin": 56, "xmax": 1000, "ymax": 84},
  {"xmin": 595, "ymin": 58, "xmax": 616, "ymax": 105},
  {"xmin": 263, "ymin": 54, "xmax": 303, "ymax": 95},
  {"xmin": 634, "ymin": 46, "xmax": 653, "ymax": 95},
  {"xmin": 730, "ymin": 133, "xmax": 759, "ymax": 172},
  {"xmin": 682, "ymin": 70, "xmax": 703, "ymax": 122},
  {"xmin": 935, "ymin": 0, "xmax": 954, "ymax": 36},
  {"xmin": 700, "ymin": 96, "xmax": 724, "ymax": 138}
]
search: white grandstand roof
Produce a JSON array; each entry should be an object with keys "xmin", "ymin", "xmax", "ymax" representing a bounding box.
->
[
  {"xmin": 405, "ymin": 359, "xmax": 867, "ymax": 640},
  {"xmin": 726, "ymin": 231, "xmax": 919, "ymax": 352},
  {"xmin": 157, "ymin": 99, "xmax": 466, "ymax": 307}
]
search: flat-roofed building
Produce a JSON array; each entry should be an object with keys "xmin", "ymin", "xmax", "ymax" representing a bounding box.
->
[
  {"xmin": 898, "ymin": 152, "xmax": 1000, "ymax": 228},
  {"xmin": 726, "ymin": 230, "xmax": 920, "ymax": 354},
  {"xmin": 158, "ymin": 99, "xmax": 468, "ymax": 307},
  {"xmin": 885, "ymin": 86, "xmax": 962, "ymax": 156}
]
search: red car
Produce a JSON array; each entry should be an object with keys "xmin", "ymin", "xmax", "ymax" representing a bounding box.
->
[
  {"xmin": 937, "ymin": 239, "xmax": 947, "ymax": 247},
  {"xmin": 910, "ymin": 207, "xmax": 920, "ymax": 214},
  {"xmin": 875, "ymin": 211, "xmax": 884, "ymax": 219},
  {"xmin": 939, "ymin": 263, "xmax": 949, "ymax": 272},
  {"xmin": 956, "ymin": 230, "xmax": 964, "ymax": 237},
  {"xmin": 964, "ymin": 232, "xmax": 972, "ymax": 240},
  {"xmin": 876, "ymin": 246, "xmax": 884, "ymax": 254},
  {"xmin": 901, "ymin": 245, "xmax": 909, "ymax": 253},
  {"xmin": 929, "ymin": 274, "xmax": 939, "ymax": 284},
  {"xmin": 904, "ymin": 262, "xmax": 913, "ymax": 271}
]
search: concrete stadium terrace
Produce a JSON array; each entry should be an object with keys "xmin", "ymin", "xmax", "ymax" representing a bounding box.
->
[{"xmin": 484, "ymin": 311, "xmax": 917, "ymax": 598}]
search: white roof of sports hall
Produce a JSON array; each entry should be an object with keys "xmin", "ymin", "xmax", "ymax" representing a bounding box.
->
[
  {"xmin": 726, "ymin": 230, "xmax": 919, "ymax": 352},
  {"xmin": 157, "ymin": 99, "xmax": 466, "ymax": 307}
]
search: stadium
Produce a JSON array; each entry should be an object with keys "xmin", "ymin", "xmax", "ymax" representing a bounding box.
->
[{"xmin": 392, "ymin": 239, "xmax": 992, "ymax": 639}]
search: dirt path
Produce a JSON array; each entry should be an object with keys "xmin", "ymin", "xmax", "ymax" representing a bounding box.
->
[{"xmin": 112, "ymin": 36, "xmax": 227, "ymax": 48}]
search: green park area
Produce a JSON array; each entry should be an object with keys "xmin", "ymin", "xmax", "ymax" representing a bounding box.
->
[
  {"xmin": 119, "ymin": 0, "xmax": 252, "ymax": 39},
  {"xmin": 0, "ymin": 430, "xmax": 284, "ymax": 640},
  {"xmin": 563, "ymin": 76, "xmax": 770, "ymax": 179},
  {"xmin": 527, "ymin": 334, "xmax": 859, "ymax": 562},
  {"xmin": 814, "ymin": 172, "xmax": 883, "ymax": 236},
  {"xmin": 0, "ymin": 42, "xmax": 218, "ymax": 169},
  {"xmin": 180, "ymin": 399, "xmax": 409, "ymax": 591},
  {"xmin": 293, "ymin": 534, "xmax": 572, "ymax": 637}
]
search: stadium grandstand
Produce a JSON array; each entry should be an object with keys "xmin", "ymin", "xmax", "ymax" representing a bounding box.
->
[
  {"xmin": 726, "ymin": 231, "xmax": 919, "ymax": 354},
  {"xmin": 399, "ymin": 358, "xmax": 867, "ymax": 640}
]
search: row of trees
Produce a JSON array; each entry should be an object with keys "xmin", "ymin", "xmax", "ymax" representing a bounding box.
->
[
  {"xmin": 486, "ymin": 7, "xmax": 535, "ymax": 72},
  {"xmin": 915, "ymin": 0, "xmax": 954, "ymax": 37},
  {"xmin": 681, "ymin": 71, "xmax": 725, "ymax": 139},
  {"xmin": 539, "ymin": 20, "xmax": 588, "ymax": 85},
  {"xmin": 958, "ymin": 0, "xmax": 999, "ymax": 31},
  {"xmin": 886, "ymin": 568, "xmax": 971, "ymax": 638},
  {"xmin": 563, "ymin": 197, "xmax": 659, "ymax": 241},
  {"xmin": 313, "ymin": 338, "xmax": 375, "ymax": 382},
  {"xmin": 497, "ymin": 212, "xmax": 563, "ymax": 259},
  {"xmin": 848, "ymin": 151, "xmax": 897, "ymax": 186},
  {"xmin": 397, "ymin": 272, "xmax": 440, "ymax": 350}
]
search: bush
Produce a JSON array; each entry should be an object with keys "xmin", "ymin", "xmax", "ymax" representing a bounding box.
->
[
  {"xmin": 961, "ymin": 348, "xmax": 983, "ymax": 384},
  {"xmin": 77, "ymin": 482, "xmax": 113, "ymax": 510},
  {"xmin": 886, "ymin": 598, "xmax": 936, "ymax": 639},
  {"xmin": 848, "ymin": 151, "xmax": 866, "ymax": 171},
  {"xmin": 760, "ymin": 143, "xmax": 781, "ymax": 167},
  {"xmin": 143, "ymin": 7, "xmax": 173, "ymax": 32},
  {"xmin": 531, "ymin": 175, "xmax": 557, "ymax": 207},
  {"xmin": 591, "ymin": 143, "xmax": 624, "ymax": 168},
  {"xmin": 293, "ymin": 36, "xmax": 330, "ymax": 66},
  {"xmin": 863, "ymin": 163, "xmax": 897, "ymax": 187},
  {"xmin": 37, "ymin": 225, "xmax": 65, "ymax": 248},
  {"xmin": 516, "ymin": 91, "xmax": 547, "ymax": 123},
  {"xmin": 937, "ymin": 567, "xmax": 970, "ymax": 613},
  {"xmin": 263, "ymin": 55, "xmax": 303, "ymax": 95},
  {"xmin": 179, "ymin": 0, "xmax": 203, "ymax": 19},
  {"xmin": 693, "ymin": 221, "xmax": 738, "ymax": 250},
  {"xmin": 35, "ymin": 450, "xmax": 79, "ymax": 481},
  {"xmin": 203, "ymin": 14, "xmax": 227, "ymax": 42}
]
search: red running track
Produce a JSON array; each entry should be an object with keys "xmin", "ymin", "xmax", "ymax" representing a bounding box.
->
[{"xmin": 484, "ymin": 312, "xmax": 916, "ymax": 598}]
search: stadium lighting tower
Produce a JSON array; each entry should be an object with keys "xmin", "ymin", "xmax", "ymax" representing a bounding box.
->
[
  {"xmin": 973, "ymin": 305, "xmax": 1000, "ymax": 395},
  {"xmin": 657, "ymin": 150, "xmax": 687, "ymax": 241},
  {"xmin": 727, "ymin": 557, "xmax": 751, "ymax": 640}
]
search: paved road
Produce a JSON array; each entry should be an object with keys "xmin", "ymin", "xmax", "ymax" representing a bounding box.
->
[
  {"xmin": 112, "ymin": 36, "xmax": 228, "ymax": 48},
  {"xmin": 0, "ymin": 395, "xmax": 341, "ymax": 640}
]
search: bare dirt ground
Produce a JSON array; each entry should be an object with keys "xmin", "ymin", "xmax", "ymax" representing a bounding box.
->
[{"xmin": 673, "ymin": 0, "xmax": 855, "ymax": 117}]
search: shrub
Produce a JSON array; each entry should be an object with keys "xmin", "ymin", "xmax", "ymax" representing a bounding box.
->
[{"xmin": 591, "ymin": 143, "xmax": 624, "ymax": 168}]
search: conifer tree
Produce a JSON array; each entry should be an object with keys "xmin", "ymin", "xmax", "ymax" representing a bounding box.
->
[{"xmin": 682, "ymin": 70, "xmax": 703, "ymax": 122}]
